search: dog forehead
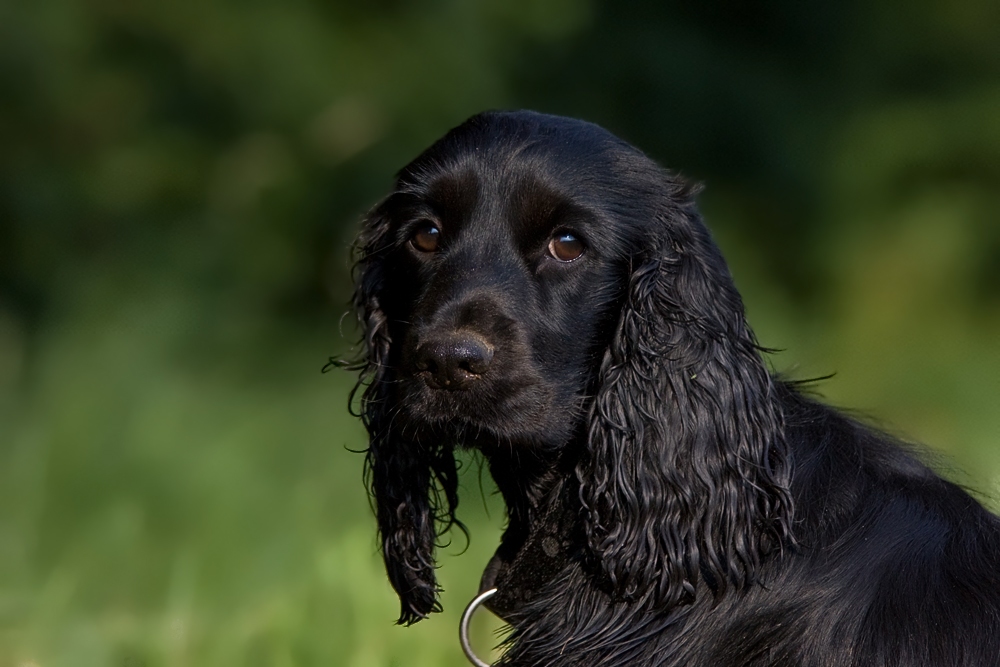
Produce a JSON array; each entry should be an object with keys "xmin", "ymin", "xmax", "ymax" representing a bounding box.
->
[{"xmin": 433, "ymin": 159, "xmax": 568, "ymax": 224}]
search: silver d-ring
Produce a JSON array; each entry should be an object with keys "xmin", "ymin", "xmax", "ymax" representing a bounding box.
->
[{"xmin": 459, "ymin": 587, "xmax": 498, "ymax": 667}]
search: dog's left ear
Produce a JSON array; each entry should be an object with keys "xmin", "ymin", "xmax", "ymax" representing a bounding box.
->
[
  {"xmin": 352, "ymin": 197, "xmax": 461, "ymax": 625},
  {"xmin": 578, "ymin": 180, "xmax": 794, "ymax": 607}
]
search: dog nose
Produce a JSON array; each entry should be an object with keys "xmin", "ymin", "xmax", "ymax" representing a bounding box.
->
[{"xmin": 416, "ymin": 334, "xmax": 494, "ymax": 389}]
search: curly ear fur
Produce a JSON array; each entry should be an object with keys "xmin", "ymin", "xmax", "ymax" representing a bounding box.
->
[
  {"xmin": 578, "ymin": 186, "xmax": 794, "ymax": 607},
  {"xmin": 352, "ymin": 199, "xmax": 462, "ymax": 625}
]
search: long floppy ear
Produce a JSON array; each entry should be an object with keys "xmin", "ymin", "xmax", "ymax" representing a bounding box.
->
[
  {"xmin": 578, "ymin": 185, "xmax": 794, "ymax": 607},
  {"xmin": 351, "ymin": 198, "xmax": 461, "ymax": 625}
]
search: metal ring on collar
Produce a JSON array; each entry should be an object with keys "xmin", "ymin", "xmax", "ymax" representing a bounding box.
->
[{"xmin": 459, "ymin": 587, "xmax": 498, "ymax": 667}]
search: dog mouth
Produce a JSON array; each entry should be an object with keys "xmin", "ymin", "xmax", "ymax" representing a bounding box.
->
[
  {"xmin": 396, "ymin": 370, "xmax": 569, "ymax": 446},
  {"xmin": 403, "ymin": 370, "xmax": 543, "ymax": 418}
]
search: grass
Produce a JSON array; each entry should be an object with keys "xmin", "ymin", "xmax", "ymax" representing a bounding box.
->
[{"xmin": 0, "ymin": 290, "xmax": 505, "ymax": 667}]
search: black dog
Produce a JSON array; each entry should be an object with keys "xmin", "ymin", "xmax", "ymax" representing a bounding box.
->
[{"xmin": 351, "ymin": 111, "xmax": 1000, "ymax": 666}]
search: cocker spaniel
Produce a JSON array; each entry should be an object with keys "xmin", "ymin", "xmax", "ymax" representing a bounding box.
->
[{"xmin": 350, "ymin": 110, "xmax": 1000, "ymax": 666}]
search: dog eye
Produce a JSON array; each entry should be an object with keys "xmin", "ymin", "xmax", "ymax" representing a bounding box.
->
[
  {"xmin": 409, "ymin": 222, "xmax": 440, "ymax": 253},
  {"xmin": 548, "ymin": 232, "xmax": 585, "ymax": 262}
]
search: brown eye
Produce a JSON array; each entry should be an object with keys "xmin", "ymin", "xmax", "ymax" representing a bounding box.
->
[
  {"xmin": 548, "ymin": 232, "xmax": 585, "ymax": 262},
  {"xmin": 410, "ymin": 223, "xmax": 440, "ymax": 253}
]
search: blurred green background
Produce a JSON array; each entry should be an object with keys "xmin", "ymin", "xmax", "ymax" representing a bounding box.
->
[{"xmin": 1, "ymin": 0, "xmax": 998, "ymax": 665}]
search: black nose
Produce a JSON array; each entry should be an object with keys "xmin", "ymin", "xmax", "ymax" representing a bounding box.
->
[{"xmin": 415, "ymin": 333, "xmax": 494, "ymax": 389}]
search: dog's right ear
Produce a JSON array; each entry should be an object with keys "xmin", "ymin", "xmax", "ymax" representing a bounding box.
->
[{"xmin": 351, "ymin": 197, "xmax": 460, "ymax": 625}]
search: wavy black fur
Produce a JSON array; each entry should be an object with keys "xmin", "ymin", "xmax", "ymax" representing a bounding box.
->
[
  {"xmin": 350, "ymin": 110, "xmax": 1000, "ymax": 664},
  {"xmin": 353, "ymin": 199, "xmax": 465, "ymax": 625}
]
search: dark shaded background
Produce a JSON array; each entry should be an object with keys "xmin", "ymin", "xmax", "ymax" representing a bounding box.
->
[{"xmin": 2, "ymin": 1, "xmax": 998, "ymax": 664}]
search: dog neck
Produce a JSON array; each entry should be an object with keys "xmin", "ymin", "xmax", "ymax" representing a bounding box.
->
[{"xmin": 479, "ymin": 448, "xmax": 584, "ymax": 620}]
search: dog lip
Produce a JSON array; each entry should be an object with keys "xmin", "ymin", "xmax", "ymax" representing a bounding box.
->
[
  {"xmin": 420, "ymin": 368, "xmax": 482, "ymax": 390},
  {"xmin": 403, "ymin": 371, "xmax": 562, "ymax": 438}
]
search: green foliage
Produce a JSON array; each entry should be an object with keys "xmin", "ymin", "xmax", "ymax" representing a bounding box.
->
[{"xmin": 1, "ymin": 0, "xmax": 998, "ymax": 664}]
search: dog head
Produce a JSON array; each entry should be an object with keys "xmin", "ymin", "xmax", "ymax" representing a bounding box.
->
[{"xmin": 353, "ymin": 110, "xmax": 793, "ymax": 623}]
